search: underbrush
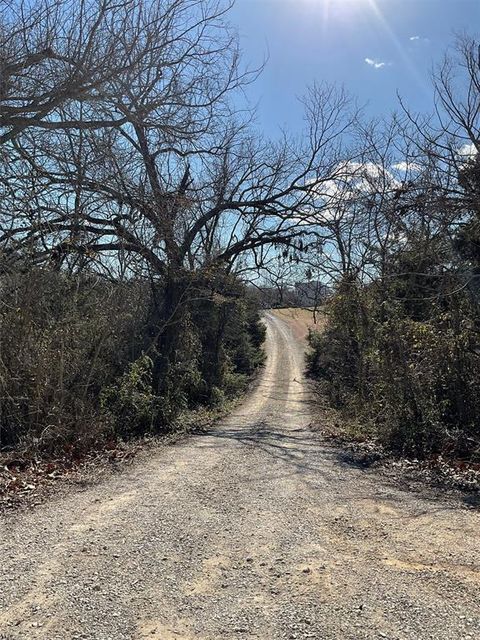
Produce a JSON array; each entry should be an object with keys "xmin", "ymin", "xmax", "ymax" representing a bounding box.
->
[
  {"xmin": 0, "ymin": 266, "xmax": 265, "ymax": 460},
  {"xmin": 307, "ymin": 283, "xmax": 480, "ymax": 462}
]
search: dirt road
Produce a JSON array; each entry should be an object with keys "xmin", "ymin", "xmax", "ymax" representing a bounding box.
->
[{"xmin": 1, "ymin": 312, "xmax": 479, "ymax": 639}]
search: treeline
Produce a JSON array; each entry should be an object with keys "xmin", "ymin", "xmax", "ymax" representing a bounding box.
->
[{"xmin": 307, "ymin": 39, "xmax": 480, "ymax": 461}]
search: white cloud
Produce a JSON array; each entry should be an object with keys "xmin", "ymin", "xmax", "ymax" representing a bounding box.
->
[
  {"xmin": 458, "ymin": 142, "xmax": 478, "ymax": 159},
  {"xmin": 305, "ymin": 161, "xmax": 402, "ymax": 225},
  {"xmin": 365, "ymin": 57, "xmax": 388, "ymax": 69},
  {"xmin": 350, "ymin": 162, "xmax": 385, "ymax": 179},
  {"xmin": 409, "ymin": 35, "xmax": 430, "ymax": 44},
  {"xmin": 392, "ymin": 161, "xmax": 422, "ymax": 173}
]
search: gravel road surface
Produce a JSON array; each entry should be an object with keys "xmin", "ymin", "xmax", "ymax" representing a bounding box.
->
[{"xmin": 0, "ymin": 311, "xmax": 479, "ymax": 640}]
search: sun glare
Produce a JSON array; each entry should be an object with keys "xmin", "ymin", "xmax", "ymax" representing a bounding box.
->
[{"xmin": 319, "ymin": 0, "xmax": 380, "ymax": 36}]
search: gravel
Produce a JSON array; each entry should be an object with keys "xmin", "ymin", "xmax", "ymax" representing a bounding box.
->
[{"xmin": 0, "ymin": 311, "xmax": 479, "ymax": 639}]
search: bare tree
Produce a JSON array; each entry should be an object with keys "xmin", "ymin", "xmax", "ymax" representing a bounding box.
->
[{"xmin": 1, "ymin": 0, "xmax": 361, "ymax": 386}]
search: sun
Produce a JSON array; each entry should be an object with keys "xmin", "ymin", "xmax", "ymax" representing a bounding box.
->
[
  {"xmin": 318, "ymin": 0, "xmax": 380, "ymax": 20},
  {"xmin": 319, "ymin": 0, "xmax": 380, "ymax": 33}
]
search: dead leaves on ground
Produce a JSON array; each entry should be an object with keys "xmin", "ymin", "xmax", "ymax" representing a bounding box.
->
[{"xmin": 0, "ymin": 441, "xmax": 140, "ymax": 511}]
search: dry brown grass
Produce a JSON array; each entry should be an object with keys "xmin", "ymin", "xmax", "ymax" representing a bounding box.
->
[{"xmin": 270, "ymin": 307, "xmax": 325, "ymax": 341}]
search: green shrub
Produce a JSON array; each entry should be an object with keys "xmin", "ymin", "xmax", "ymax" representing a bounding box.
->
[{"xmin": 100, "ymin": 355, "xmax": 160, "ymax": 438}]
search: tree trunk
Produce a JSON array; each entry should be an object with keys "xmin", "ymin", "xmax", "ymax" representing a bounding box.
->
[
  {"xmin": 203, "ymin": 303, "xmax": 229, "ymax": 395},
  {"xmin": 153, "ymin": 271, "xmax": 190, "ymax": 393}
]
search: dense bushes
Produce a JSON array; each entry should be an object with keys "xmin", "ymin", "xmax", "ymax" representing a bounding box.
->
[
  {"xmin": 0, "ymin": 266, "xmax": 265, "ymax": 454},
  {"xmin": 308, "ymin": 275, "xmax": 480, "ymax": 460},
  {"xmin": 0, "ymin": 269, "xmax": 148, "ymax": 452}
]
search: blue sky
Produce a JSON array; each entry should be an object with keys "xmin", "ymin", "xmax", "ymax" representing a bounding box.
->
[{"xmin": 230, "ymin": 0, "xmax": 480, "ymax": 135}]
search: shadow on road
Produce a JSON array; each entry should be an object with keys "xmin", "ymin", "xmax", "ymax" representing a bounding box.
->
[{"xmin": 195, "ymin": 422, "xmax": 478, "ymax": 513}]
